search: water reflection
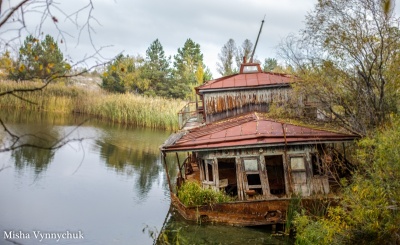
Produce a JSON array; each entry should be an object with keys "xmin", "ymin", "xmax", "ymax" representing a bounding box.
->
[
  {"xmin": 156, "ymin": 209, "xmax": 292, "ymax": 245},
  {"xmin": 12, "ymin": 147, "xmax": 55, "ymax": 174},
  {"xmin": 95, "ymin": 139, "xmax": 161, "ymax": 198},
  {"xmin": 0, "ymin": 111, "xmax": 175, "ymax": 245},
  {"xmin": 6, "ymin": 123, "xmax": 61, "ymax": 175},
  {"xmin": 0, "ymin": 110, "xmax": 289, "ymax": 244}
]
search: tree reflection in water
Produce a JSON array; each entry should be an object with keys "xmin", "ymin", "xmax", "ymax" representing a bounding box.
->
[
  {"xmin": 94, "ymin": 125, "xmax": 173, "ymax": 200},
  {"xmin": 9, "ymin": 124, "xmax": 60, "ymax": 176}
]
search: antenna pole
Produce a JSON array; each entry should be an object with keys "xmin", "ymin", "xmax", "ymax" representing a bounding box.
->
[{"xmin": 249, "ymin": 15, "xmax": 265, "ymax": 63}]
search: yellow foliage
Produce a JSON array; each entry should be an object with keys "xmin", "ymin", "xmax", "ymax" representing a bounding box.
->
[{"xmin": 19, "ymin": 64, "xmax": 25, "ymax": 72}]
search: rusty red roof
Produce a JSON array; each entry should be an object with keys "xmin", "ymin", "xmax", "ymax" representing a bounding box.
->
[
  {"xmin": 196, "ymin": 72, "xmax": 294, "ymax": 92},
  {"xmin": 161, "ymin": 112, "xmax": 358, "ymax": 152}
]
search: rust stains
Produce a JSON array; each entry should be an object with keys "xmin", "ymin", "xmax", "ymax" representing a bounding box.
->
[
  {"xmin": 204, "ymin": 88, "xmax": 291, "ymax": 115},
  {"xmin": 161, "ymin": 112, "xmax": 359, "ymax": 152},
  {"xmin": 197, "ymin": 72, "xmax": 294, "ymax": 91}
]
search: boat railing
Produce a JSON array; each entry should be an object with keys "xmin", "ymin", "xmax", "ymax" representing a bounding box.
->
[{"xmin": 178, "ymin": 101, "xmax": 203, "ymax": 129}]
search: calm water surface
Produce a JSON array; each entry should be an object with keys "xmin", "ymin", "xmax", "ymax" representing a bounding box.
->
[{"xmin": 0, "ymin": 111, "xmax": 288, "ymax": 245}]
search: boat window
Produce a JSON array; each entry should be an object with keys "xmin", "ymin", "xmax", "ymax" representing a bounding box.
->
[
  {"xmin": 242, "ymin": 157, "xmax": 264, "ymax": 196},
  {"xmin": 207, "ymin": 162, "xmax": 214, "ymax": 182},
  {"xmin": 311, "ymin": 153, "xmax": 324, "ymax": 176},
  {"xmin": 242, "ymin": 65, "xmax": 259, "ymax": 73},
  {"xmin": 290, "ymin": 155, "xmax": 309, "ymax": 195},
  {"xmin": 244, "ymin": 159, "xmax": 258, "ymax": 171},
  {"xmin": 265, "ymin": 155, "xmax": 286, "ymax": 195},
  {"xmin": 247, "ymin": 174, "xmax": 261, "ymax": 185},
  {"xmin": 290, "ymin": 156, "xmax": 305, "ymax": 171},
  {"xmin": 217, "ymin": 158, "xmax": 237, "ymax": 196},
  {"xmin": 202, "ymin": 159, "xmax": 214, "ymax": 183}
]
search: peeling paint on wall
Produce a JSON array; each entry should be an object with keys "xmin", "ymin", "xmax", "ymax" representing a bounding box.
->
[{"xmin": 204, "ymin": 87, "xmax": 291, "ymax": 123}]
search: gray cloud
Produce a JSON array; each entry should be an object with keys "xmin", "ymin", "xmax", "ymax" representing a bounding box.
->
[{"xmin": 4, "ymin": 0, "xmax": 400, "ymax": 77}]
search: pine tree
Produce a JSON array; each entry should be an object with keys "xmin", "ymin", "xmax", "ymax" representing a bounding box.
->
[{"xmin": 9, "ymin": 35, "xmax": 69, "ymax": 81}]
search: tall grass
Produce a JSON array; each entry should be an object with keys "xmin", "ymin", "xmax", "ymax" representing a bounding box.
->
[
  {"xmin": 0, "ymin": 80, "xmax": 185, "ymax": 131},
  {"xmin": 75, "ymin": 92, "xmax": 184, "ymax": 130}
]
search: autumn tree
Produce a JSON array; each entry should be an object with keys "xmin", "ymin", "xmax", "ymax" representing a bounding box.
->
[
  {"xmin": 280, "ymin": 0, "xmax": 400, "ymax": 136},
  {"xmin": 101, "ymin": 54, "xmax": 149, "ymax": 93},
  {"xmin": 216, "ymin": 38, "xmax": 237, "ymax": 76},
  {"xmin": 8, "ymin": 34, "xmax": 69, "ymax": 81}
]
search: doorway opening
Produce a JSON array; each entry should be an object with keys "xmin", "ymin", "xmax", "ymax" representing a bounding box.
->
[{"xmin": 265, "ymin": 155, "xmax": 286, "ymax": 195}]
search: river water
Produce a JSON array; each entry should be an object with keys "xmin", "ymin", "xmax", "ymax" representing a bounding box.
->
[{"xmin": 0, "ymin": 111, "xmax": 288, "ymax": 245}]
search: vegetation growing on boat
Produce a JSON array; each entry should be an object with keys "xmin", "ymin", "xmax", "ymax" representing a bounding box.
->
[{"xmin": 177, "ymin": 181, "xmax": 232, "ymax": 206}]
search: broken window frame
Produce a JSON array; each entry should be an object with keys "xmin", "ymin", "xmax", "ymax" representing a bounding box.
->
[
  {"xmin": 201, "ymin": 159, "xmax": 215, "ymax": 185},
  {"xmin": 242, "ymin": 157, "xmax": 264, "ymax": 195},
  {"xmin": 310, "ymin": 152, "xmax": 326, "ymax": 176}
]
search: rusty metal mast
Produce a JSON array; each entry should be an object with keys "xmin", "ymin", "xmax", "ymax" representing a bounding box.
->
[{"xmin": 249, "ymin": 16, "xmax": 265, "ymax": 63}]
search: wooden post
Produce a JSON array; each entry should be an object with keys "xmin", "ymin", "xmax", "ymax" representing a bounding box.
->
[
  {"xmin": 176, "ymin": 152, "xmax": 183, "ymax": 179},
  {"xmin": 162, "ymin": 152, "xmax": 173, "ymax": 193}
]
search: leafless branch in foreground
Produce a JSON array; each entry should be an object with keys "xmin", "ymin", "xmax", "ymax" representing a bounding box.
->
[{"xmin": 0, "ymin": 119, "xmax": 89, "ymax": 153}]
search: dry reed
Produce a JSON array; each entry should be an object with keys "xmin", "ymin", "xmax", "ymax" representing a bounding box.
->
[{"xmin": 0, "ymin": 80, "xmax": 185, "ymax": 131}]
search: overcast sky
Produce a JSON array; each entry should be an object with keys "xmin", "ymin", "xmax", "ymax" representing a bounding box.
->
[{"xmin": 4, "ymin": 0, "xmax": 400, "ymax": 78}]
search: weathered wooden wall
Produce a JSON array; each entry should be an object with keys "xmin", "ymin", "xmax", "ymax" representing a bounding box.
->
[
  {"xmin": 196, "ymin": 145, "xmax": 333, "ymax": 201},
  {"xmin": 203, "ymin": 87, "xmax": 291, "ymax": 123}
]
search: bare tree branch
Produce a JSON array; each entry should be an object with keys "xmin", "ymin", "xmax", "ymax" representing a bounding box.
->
[
  {"xmin": 0, "ymin": 119, "xmax": 89, "ymax": 153},
  {"xmin": 0, "ymin": 0, "xmax": 30, "ymax": 28}
]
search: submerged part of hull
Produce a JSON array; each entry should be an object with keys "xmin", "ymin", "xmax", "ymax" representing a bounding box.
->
[
  {"xmin": 171, "ymin": 193, "xmax": 339, "ymax": 226},
  {"xmin": 171, "ymin": 193, "xmax": 287, "ymax": 226}
]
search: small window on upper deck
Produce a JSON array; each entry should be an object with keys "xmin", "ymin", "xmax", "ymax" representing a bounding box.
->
[{"xmin": 242, "ymin": 65, "xmax": 259, "ymax": 73}]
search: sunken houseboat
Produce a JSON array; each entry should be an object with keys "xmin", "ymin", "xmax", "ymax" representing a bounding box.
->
[{"xmin": 160, "ymin": 61, "xmax": 358, "ymax": 226}]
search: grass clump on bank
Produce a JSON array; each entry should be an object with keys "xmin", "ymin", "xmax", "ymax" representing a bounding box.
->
[
  {"xmin": 0, "ymin": 80, "xmax": 185, "ymax": 131},
  {"xmin": 178, "ymin": 181, "xmax": 232, "ymax": 206}
]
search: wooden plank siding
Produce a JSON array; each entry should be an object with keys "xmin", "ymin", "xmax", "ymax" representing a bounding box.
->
[
  {"xmin": 196, "ymin": 144, "xmax": 334, "ymax": 201},
  {"xmin": 203, "ymin": 87, "xmax": 292, "ymax": 123}
]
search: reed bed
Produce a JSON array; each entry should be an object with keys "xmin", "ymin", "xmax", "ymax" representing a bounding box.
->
[
  {"xmin": 0, "ymin": 80, "xmax": 185, "ymax": 131},
  {"xmin": 76, "ymin": 92, "xmax": 185, "ymax": 131}
]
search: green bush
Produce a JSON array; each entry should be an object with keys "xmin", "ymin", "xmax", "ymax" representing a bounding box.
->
[
  {"xmin": 177, "ymin": 181, "xmax": 232, "ymax": 206},
  {"xmin": 294, "ymin": 117, "xmax": 400, "ymax": 245}
]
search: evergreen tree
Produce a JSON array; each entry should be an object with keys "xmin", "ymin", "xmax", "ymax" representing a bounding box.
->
[
  {"xmin": 263, "ymin": 58, "xmax": 278, "ymax": 72},
  {"xmin": 142, "ymin": 39, "xmax": 171, "ymax": 97},
  {"xmin": 172, "ymin": 39, "xmax": 205, "ymax": 99},
  {"xmin": 9, "ymin": 34, "xmax": 69, "ymax": 81}
]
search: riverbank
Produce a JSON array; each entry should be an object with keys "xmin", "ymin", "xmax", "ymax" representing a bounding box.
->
[{"xmin": 0, "ymin": 80, "xmax": 186, "ymax": 131}]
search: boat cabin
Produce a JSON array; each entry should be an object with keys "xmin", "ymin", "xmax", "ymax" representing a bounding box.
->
[
  {"xmin": 195, "ymin": 61, "xmax": 294, "ymax": 124},
  {"xmin": 161, "ymin": 61, "xmax": 358, "ymax": 226},
  {"xmin": 162, "ymin": 112, "xmax": 356, "ymax": 199}
]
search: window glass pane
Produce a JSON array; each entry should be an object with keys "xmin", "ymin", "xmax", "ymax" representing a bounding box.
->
[
  {"xmin": 247, "ymin": 174, "xmax": 261, "ymax": 185},
  {"xmin": 243, "ymin": 65, "xmax": 258, "ymax": 73},
  {"xmin": 291, "ymin": 157, "xmax": 305, "ymax": 170},
  {"xmin": 244, "ymin": 159, "xmax": 258, "ymax": 171},
  {"xmin": 207, "ymin": 162, "xmax": 213, "ymax": 182}
]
